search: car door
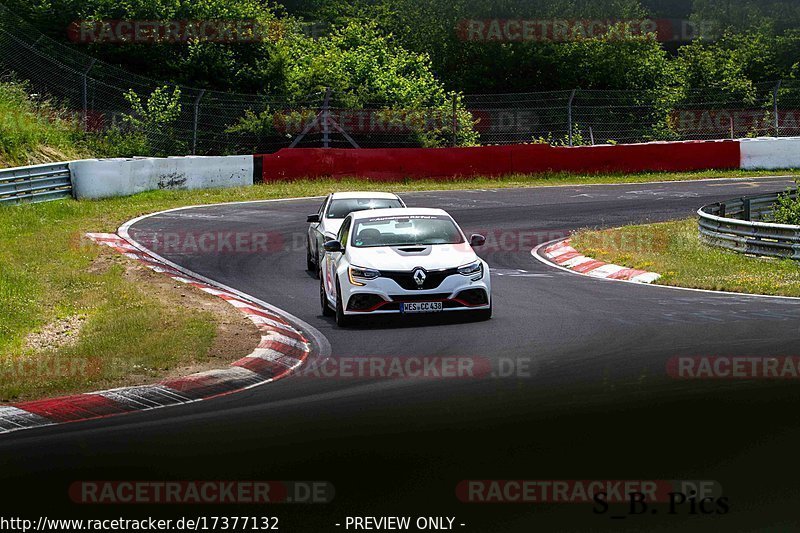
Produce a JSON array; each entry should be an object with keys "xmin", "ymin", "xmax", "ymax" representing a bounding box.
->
[
  {"xmin": 309, "ymin": 195, "xmax": 329, "ymax": 262},
  {"xmin": 325, "ymin": 215, "xmax": 352, "ymax": 303}
]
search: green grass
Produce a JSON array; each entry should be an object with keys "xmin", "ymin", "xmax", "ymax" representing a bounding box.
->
[
  {"xmin": 0, "ymin": 79, "xmax": 93, "ymax": 168},
  {"xmin": 572, "ymin": 218, "xmax": 800, "ymax": 297},
  {"xmin": 252, "ymin": 169, "xmax": 800, "ymax": 192},
  {"xmin": 2, "ymin": 170, "xmax": 799, "ymax": 401},
  {"xmin": 0, "ymin": 196, "xmax": 220, "ymax": 400}
]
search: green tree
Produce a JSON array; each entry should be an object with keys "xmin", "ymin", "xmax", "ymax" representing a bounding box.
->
[{"xmin": 123, "ymin": 86, "xmax": 185, "ymax": 155}]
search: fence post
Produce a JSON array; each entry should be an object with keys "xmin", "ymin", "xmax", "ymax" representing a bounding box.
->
[
  {"xmin": 568, "ymin": 89, "xmax": 577, "ymax": 147},
  {"xmin": 452, "ymin": 93, "xmax": 458, "ymax": 147},
  {"xmin": 322, "ymin": 87, "xmax": 331, "ymax": 148},
  {"xmin": 192, "ymin": 89, "xmax": 205, "ymax": 155},
  {"xmin": 82, "ymin": 59, "xmax": 96, "ymax": 132},
  {"xmin": 773, "ymin": 80, "xmax": 782, "ymax": 137}
]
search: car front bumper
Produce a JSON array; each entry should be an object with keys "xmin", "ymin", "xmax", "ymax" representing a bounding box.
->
[{"xmin": 340, "ymin": 266, "xmax": 491, "ymax": 315}]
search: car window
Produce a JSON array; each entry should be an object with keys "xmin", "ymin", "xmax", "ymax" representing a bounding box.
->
[
  {"xmin": 353, "ymin": 215, "xmax": 464, "ymax": 248},
  {"xmin": 326, "ymin": 198, "xmax": 403, "ymax": 219},
  {"xmin": 337, "ymin": 217, "xmax": 352, "ymax": 248},
  {"xmin": 318, "ymin": 195, "xmax": 329, "ymax": 216}
]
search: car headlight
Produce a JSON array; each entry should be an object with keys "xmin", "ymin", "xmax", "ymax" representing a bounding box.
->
[
  {"xmin": 348, "ymin": 265, "xmax": 381, "ymax": 286},
  {"xmin": 458, "ymin": 261, "xmax": 483, "ymax": 276}
]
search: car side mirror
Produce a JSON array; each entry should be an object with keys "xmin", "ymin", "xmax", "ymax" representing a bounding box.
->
[
  {"xmin": 470, "ymin": 234, "xmax": 486, "ymax": 247},
  {"xmin": 307, "ymin": 214, "xmax": 320, "ymax": 223},
  {"xmin": 323, "ymin": 240, "xmax": 343, "ymax": 253}
]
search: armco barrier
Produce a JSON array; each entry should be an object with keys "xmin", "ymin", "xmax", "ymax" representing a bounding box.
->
[
  {"xmin": 259, "ymin": 139, "xmax": 742, "ymax": 182},
  {"xmin": 0, "ymin": 162, "xmax": 72, "ymax": 205},
  {"xmin": 698, "ymin": 190, "xmax": 800, "ymax": 259},
  {"xmin": 70, "ymin": 155, "xmax": 254, "ymax": 200}
]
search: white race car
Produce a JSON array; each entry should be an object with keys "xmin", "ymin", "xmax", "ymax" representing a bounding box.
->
[
  {"xmin": 306, "ymin": 192, "xmax": 405, "ymax": 277},
  {"xmin": 319, "ymin": 208, "xmax": 491, "ymax": 326}
]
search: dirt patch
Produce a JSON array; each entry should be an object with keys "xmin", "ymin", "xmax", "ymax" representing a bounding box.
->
[
  {"xmin": 24, "ymin": 314, "xmax": 87, "ymax": 352},
  {"xmin": 100, "ymin": 248, "xmax": 262, "ymax": 380}
]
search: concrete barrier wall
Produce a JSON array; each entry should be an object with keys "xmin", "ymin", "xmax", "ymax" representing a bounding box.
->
[
  {"xmin": 27, "ymin": 137, "xmax": 800, "ymax": 201},
  {"xmin": 258, "ymin": 139, "xmax": 741, "ymax": 182},
  {"xmin": 70, "ymin": 156, "xmax": 254, "ymax": 200},
  {"xmin": 740, "ymin": 137, "xmax": 800, "ymax": 170}
]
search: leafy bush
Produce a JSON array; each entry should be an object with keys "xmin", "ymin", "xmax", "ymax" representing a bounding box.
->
[
  {"xmin": 534, "ymin": 124, "xmax": 591, "ymax": 147},
  {"xmin": 772, "ymin": 188, "xmax": 800, "ymax": 225},
  {"xmin": 86, "ymin": 126, "xmax": 150, "ymax": 159},
  {"xmin": 123, "ymin": 86, "xmax": 186, "ymax": 156},
  {"xmin": 232, "ymin": 22, "xmax": 479, "ymax": 146}
]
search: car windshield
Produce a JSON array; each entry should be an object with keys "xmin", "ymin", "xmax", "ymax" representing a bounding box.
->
[
  {"xmin": 326, "ymin": 198, "xmax": 402, "ymax": 219},
  {"xmin": 352, "ymin": 215, "xmax": 464, "ymax": 248}
]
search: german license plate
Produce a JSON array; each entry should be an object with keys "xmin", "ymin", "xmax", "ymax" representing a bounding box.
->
[{"xmin": 400, "ymin": 301, "xmax": 443, "ymax": 313}]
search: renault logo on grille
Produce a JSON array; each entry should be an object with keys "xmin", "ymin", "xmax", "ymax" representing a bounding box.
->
[{"xmin": 412, "ymin": 268, "xmax": 427, "ymax": 287}]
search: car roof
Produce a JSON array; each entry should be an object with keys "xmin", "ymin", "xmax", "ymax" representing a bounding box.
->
[
  {"xmin": 329, "ymin": 191, "xmax": 401, "ymax": 200},
  {"xmin": 349, "ymin": 207, "xmax": 450, "ymax": 220}
]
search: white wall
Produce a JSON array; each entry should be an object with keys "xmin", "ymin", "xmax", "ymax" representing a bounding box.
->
[
  {"xmin": 740, "ymin": 137, "xmax": 800, "ymax": 170},
  {"xmin": 70, "ymin": 156, "xmax": 254, "ymax": 200}
]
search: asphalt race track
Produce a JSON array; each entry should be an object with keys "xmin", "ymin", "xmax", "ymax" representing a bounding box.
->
[{"xmin": 2, "ymin": 177, "xmax": 800, "ymax": 531}]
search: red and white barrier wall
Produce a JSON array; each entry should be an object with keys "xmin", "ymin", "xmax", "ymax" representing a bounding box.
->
[
  {"xmin": 256, "ymin": 137, "xmax": 800, "ymax": 182},
  {"xmin": 63, "ymin": 137, "xmax": 800, "ymax": 199},
  {"xmin": 257, "ymin": 140, "xmax": 740, "ymax": 182}
]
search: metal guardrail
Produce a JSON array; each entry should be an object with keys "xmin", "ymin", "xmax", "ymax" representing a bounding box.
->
[
  {"xmin": 0, "ymin": 162, "xmax": 73, "ymax": 205},
  {"xmin": 698, "ymin": 189, "xmax": 800, "ymax": 259}
]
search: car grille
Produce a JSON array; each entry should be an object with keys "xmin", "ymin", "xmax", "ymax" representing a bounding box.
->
[
  {"xmin": 378, "ymin": 301, "xmax": 467, "ymax": 311},
  {"xmin": 389, "ymin": 293, "xmax": 450, "ymax": 302},
  {"xmin": 380, "ymin": 268, "xmax": 460, "ymax": 290}
]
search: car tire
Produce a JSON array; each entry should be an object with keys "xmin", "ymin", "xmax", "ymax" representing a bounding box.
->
[
  {"xmin": 335, "ymin": 280, "xmax": 351, "ymax": 327},
  {"xmin": 321, "ymin": 277, "xmax": 335, "ymax": 317}
]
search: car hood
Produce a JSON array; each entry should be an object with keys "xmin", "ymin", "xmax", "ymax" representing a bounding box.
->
[{"xmin": 349, "ymin": 244, "xmax": 478, "ymax": 271}]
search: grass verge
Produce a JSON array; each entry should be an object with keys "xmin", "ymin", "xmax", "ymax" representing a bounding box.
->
[
  {"xmin": 571, "ymin": 218, "xmax": 800, "ymax": 297},
  {"xmin": 1, "ymin": 170, "xmax": 798, "ymax": 401},
  {"xmin": 0, "ymin": 80, "xmax": 93, "ymax": 168}
]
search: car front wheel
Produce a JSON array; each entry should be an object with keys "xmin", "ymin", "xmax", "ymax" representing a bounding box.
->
[
  {"xmin": 335, "ymin": 280, "xmax": 351, "ymax": 327},
  {"xmin": 320, "ymin": 277, "xmax": 335, "ymax": 317}
]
